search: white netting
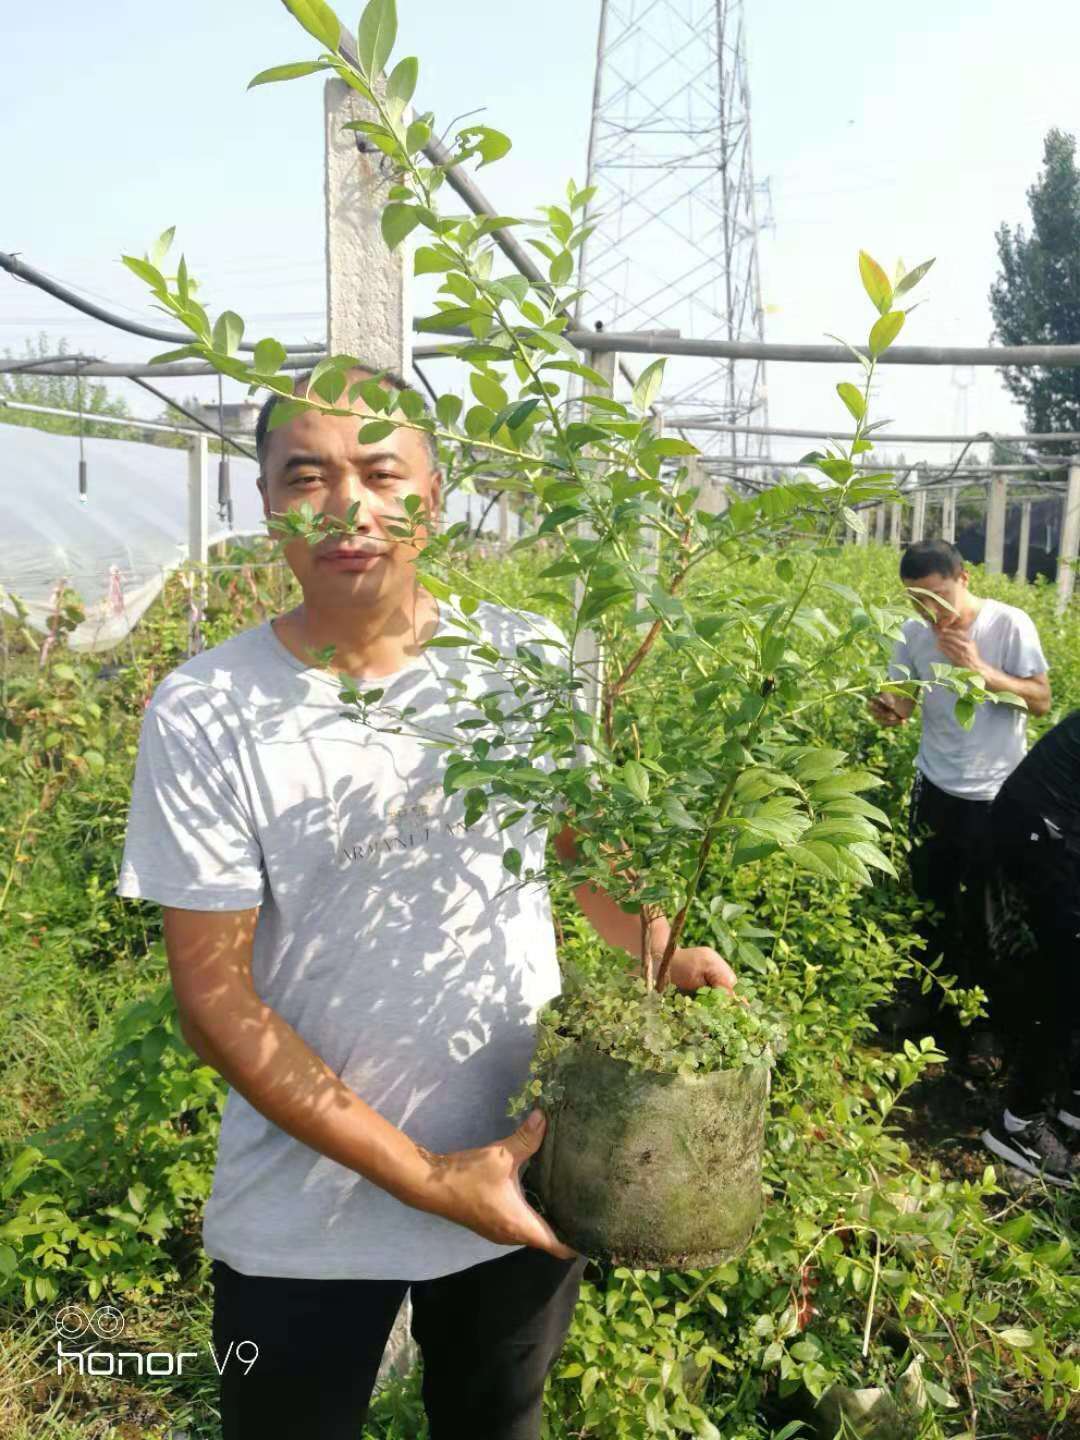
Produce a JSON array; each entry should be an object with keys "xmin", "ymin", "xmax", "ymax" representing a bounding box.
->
[
  {"xmin": 1, "ymin": 426, "xmax": 265, "ymax": 652},
  {"xmin": 1, "ymin": 425, "xmax": 484, "ymax": 653}
]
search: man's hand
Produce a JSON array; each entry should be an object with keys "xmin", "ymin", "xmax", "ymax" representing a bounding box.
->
[
  {"xmin": 934, "ymin": 624, "xmax": 982, "ymax": 671},
  {"xmin": 415, "ymin": 1111, "xmax": 577, "ymax": 1261},
  {"xmin": 664, "ymin": 946, "xmax": 736, "ymax": 993},
  {"xmin": 868, "ymin": 692, "xmax": 908, "ymax": 728}
]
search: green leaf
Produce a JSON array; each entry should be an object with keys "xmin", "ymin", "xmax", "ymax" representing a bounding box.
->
[
  {"xmin": 150, "ymin": 226, "xmax": 175, "ymax": 265},
  {"xmin": 541, "ymin": 360, "xmax": 612, "ymax": 390},
  {"xmin": 382, "ymin": 203, "xmax": 420, "ymax": 251},
  {"xmin": 550, "ymin": 251, "xmax": 574, "ymax": 285},
  {"xmin": 894, "ymin": 257, "xmax": 935, "ymax": 298},
  {"xmin": 622, "ymin": 760, "xmax": 650, "ymax": 803},
  {"xmin": 836, "ymin": 382, "xmax": 865, "ymax": 420},
  {"xmin": 281, "ymin": 0, "xmax": 342, "ymax": 52},
  {"xmin": 869, "ymin": 310, "xmax": 905, "ymax": 357},
  {"xmin": 253, "ymin": 338, "xmax": 287, "ymax": 375},
  {"xmin": 357, "ymin": 0, "xmax": 397, "ymax": 76},
  {"xmin": 458, "ymin": 125, "xmax": 512, "ymax": 168},
  {"xmin": 356, "ymin": 419, "xmax": 395, "ymax": 443},
  {"xmin": 644, "ymin": 437, "xmax": 698, "ymax": 457},
  {"xmin": 415, "ymin": 246, "xmax": 454, "ymax": 275},
  {"xmin": 386, "ymin": 55, "xmax": 417, "ymax": 104},
  {"xmin": 122, "ymin": 254, "xmax": 166, "ymax": 294},
  {"xmin": 504, "ymin": 398, "xmax": 540, "ymax": 430},
  {"xmin": 579, "ymin": 586, "xmax": 633, "ymax": 626},
  {"xmin": 435, "ymin": 394, "xmax": 463, "ymax": 428},
  {"xmin": 502, "ymin": 848, "xmax": 523, "ymax": 877},
  {"xmin": 470, "ymin": 372, "xmax": 508, "ymax": 411},
  {"xmin": 858, "ymin": 250, "xmax": 893, "ymax": 313},
  {"xmin": 997, "ymin": 1327, "xmax": 1035, "ymax": 1349},
  {"xmin": 148, "ymin": 345, "xmax": 201, "ymax": 365},
  {"xmin": 211, "ymin": 310, "xmax": 244, "ymax": 357},
  {"xmin": 248, "ymin": 60, "xmax": 331, "ymax": 88},
  {"xmin": 632, "ymin": 358, "xmax": 665, "ymax": 412}
]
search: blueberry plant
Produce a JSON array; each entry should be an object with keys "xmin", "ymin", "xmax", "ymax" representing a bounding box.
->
[{"xmin": 116, "ymin": 0, "xmax": 1000, "ymax": 1088}]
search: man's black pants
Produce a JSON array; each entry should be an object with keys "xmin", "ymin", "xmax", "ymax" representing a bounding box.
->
[
  {"xmin": 211, "ymin": 1245, "xmax": 585, "ymax": 1440},
  {"xmin": 989, "ymin": 791, "xmax": 1080, "ymax": 1115},
  {"xmin": 908, "ymin": 772, "xmax": 994, "ymax": 1009}
]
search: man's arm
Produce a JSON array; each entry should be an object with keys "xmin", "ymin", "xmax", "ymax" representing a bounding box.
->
[
  {"xmin": 934, "ymin": 627, "xmax": 1052, "ymax": 715},
  {"xmin": 164, "ymin": 907, "xmax": 574, "ymax": 1258},
  {"xmin": 551, "ymin": 826, "xmax": 736, "ymax": 991}
]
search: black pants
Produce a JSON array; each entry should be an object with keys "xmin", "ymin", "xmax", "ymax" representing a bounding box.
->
[
  {"xmin": 989, "ymin": 792, "xmax": 1080, "ymax": 1114},
  {"xmin": 211, "ymin": 1245, "xmax": 585, "ymax": 1440},
  {"xmin": 908, "ymin": 773, "xmax": 995, "ymax": 1010}
]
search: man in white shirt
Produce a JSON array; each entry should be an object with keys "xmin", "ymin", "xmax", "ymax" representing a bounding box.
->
[
  {"xmin": 118, "ymin": 364, "xmax": 736, "ymax": 1440},
  {"xmin": 868, "ymin": 539, "xmax": 1050, "ymax": 1065}
]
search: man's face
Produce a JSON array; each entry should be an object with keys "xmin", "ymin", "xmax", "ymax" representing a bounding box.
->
[
  {"xmin": 902, "ymin": 568, "xmax": 968, "ymax": 629},
  {"xmin": 259, "ymin": 389, "xmax": 441, "ymax": 608}
]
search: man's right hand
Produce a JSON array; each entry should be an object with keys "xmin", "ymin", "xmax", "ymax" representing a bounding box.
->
[
  {"xmin": 868, "ymin": 692, "xmax": 907, "ymax": 728},
  {"xmin": 412, "ymin": 1110, "xmax": 577, "ymax": 1260}
]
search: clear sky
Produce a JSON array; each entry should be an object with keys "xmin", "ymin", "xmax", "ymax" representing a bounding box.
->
[{"xmin": 3, "ymin": 0, "xmax": 1078, "ymax": 470}]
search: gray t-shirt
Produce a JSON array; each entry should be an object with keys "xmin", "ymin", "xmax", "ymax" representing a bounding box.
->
[
  {"xmin": 887, "ymin": 597, "xmax": 1048, "ymax": 801},
  {"xmin": 117, "ymin": 604, "xmax": 565, "ymax": 1281}
]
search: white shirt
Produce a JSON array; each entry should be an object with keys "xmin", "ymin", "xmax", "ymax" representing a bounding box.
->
[
  {"xmin": 887, "ymin": 598, "xmax": 1048, "ymax": 801},
  {"xmin": 117, "ymin": 605, "xmax": 565, "ymax": 1280}
]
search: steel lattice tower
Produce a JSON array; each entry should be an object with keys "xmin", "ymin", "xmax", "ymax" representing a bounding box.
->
[{"xmin": 577, "ymin": 0, "xmax": 770, "ymax": 458}]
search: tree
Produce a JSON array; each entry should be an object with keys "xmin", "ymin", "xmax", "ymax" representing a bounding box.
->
[
  {"xmin": 989, "ymin": 128, "xmax": 1080, "ymax": 450},
  {"xmin": 0, "ymin": 334, "xmax": 136, "ymax": 439}
]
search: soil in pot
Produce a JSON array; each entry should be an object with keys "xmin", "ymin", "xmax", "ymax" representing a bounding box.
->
[{"xmin": 532, "ymin": 1042, "xmax": 769, "ymax": 1267}]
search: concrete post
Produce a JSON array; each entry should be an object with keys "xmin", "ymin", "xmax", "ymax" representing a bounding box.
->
[
  {"xmin": 498, "ymin": 492, "xmax": 510, "ymax": 545},
  {"xmin": 325, "ymin": 76, "xmax": 416, "ymax": 1382},
  {"xmin": 1017, "ymin": 500, "xmax": 1032, "ymax": 583},
  {"xmin": 692, "ymin": 456, "xmax": 728, "ymax": 516},
  {"xmin": 985, "ymin": 476, "xmax": 1007, "ymax": 575},
  {"xmin": 324, "ymin": 79, "xmax": 411, "ymax": 366},
  {"xmin": 911, "ymin": 489, "xmax": 927, "ymax": 543},
  {"xmin": 855, "ymin": 507, "xmax": 869, "ymax": 545},
  {"xmin": 941, "ymin": 487, "xmax": 957, "ymax": 543},
  {"xmin": 889, "ymin": 501, "xmax": 902, "ymax": 547},
  {"xmin": 874, "ymin": 504, "xmax": 886, "ymax": 544},
  {"xmin": 1057, "ymin": 463, "xmax": 1080, "ymax": 614}
]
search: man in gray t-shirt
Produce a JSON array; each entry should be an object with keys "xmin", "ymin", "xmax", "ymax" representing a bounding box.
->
[
  {"xmin": 117, "ymin": 364, "xmax": 735, "ymax": 1440},
  {"xmin": 868, "ymin": 538, "xmax": 1050, "ymax": 1064}
]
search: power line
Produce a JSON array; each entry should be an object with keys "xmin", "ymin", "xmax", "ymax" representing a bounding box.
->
[{"xmin": 0, "ymin": 251, "xmax": 325, "ymax": 356}]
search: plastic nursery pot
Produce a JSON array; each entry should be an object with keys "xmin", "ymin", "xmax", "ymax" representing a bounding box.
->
[{"xmin": 532, "ymin": 1041, "xmax": 769, "ymax": 1268}]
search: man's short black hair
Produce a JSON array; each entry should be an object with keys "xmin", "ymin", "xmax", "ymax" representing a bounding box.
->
[
  {"xmin": 899, "ymin": 538, "xmax": 965, "ymax": 582},
  {"xmin": 254, "ymin": 362, "xmax": 438, "ymax": 471}
]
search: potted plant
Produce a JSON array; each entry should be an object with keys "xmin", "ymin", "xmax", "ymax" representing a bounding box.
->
[{"xmin": 123, "ymin": 0, "xmax": 949, "ymax": 1267}]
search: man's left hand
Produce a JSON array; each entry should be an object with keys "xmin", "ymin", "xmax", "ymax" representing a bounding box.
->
[{"xmin": 664, "ymin": 946, "xmax": 736, "ymax": 993}]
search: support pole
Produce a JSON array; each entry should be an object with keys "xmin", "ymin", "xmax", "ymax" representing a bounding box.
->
[
  {"xmin": 1057, "ymin": 463, "xmax": 1080, "ymax": 614},
  {"xmin": 324, "ymin": 79, "xmax": 411, "ymax": 367},
  {"xmin": 911, "ymin": 489, "xmax": 927, "ymax": 543},
  {"xmin": 692, "ymin": 457, "xmax": 728, "ymax": 516},
  {"xmin": 941, "ymin": 487, "xmax": 957, "ymax": 543},
  {"xmin": 1017, "ymin": 500, "xmax": 1032, "ymax": 583},
  {"xmin": 187, "ymin": 436, "xmax": 209, "ymax": 656},
  {"xmin": 576, "ymin": 349, "xmax": 618, "ymax": 734},
  {"xmin": 874, "ymin": 504, "xmax": 886, "ymax": 544},
  {"xmin": 985, "ymin": 475, "xmax": 1007, "ymax": 575},
  {"xmin": 498, "ymin": 492, "xmax": 510, "ymax": 545},
  {"xmin": 889, "ymin": 501, "xmax": 902, "ymax": 547}
]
